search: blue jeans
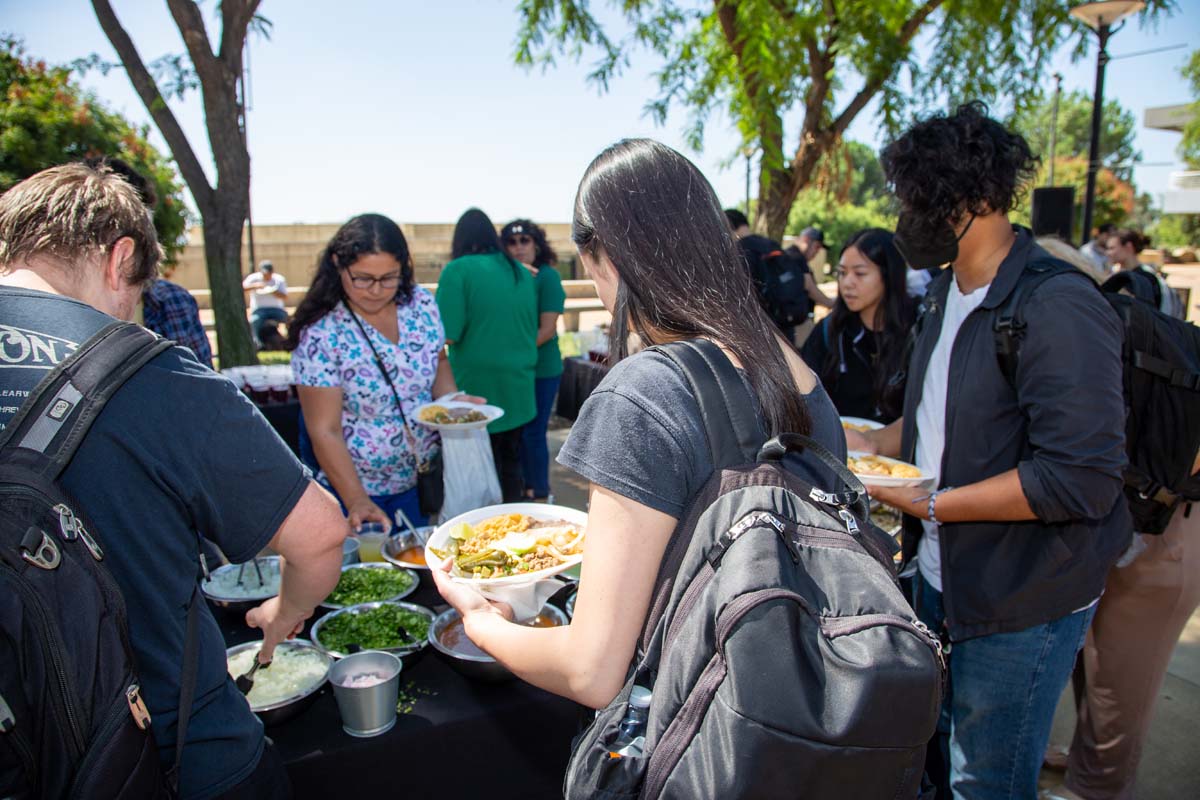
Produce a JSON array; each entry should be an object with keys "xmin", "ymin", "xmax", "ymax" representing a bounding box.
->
[
  {"xmin": 250, "ymin": 307, "xmax": 288, "ymax": 345},
  {"xmin": 520, "ymin": 374, "xmax": 561, "ymax": 498},
  {"xmin": 912, "ymin": 573, "xmax": 1095, "ymax": 800}
]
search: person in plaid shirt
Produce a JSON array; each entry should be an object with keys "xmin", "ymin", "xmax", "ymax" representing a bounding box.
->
[{"xmin": 143, "ymin": 276, "xmax": 213, "ymax": 368}]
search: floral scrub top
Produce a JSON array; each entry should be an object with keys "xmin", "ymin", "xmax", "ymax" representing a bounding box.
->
[{"xmin": 291, "ymin": 287, "xmax": 444, "ymax": 496}]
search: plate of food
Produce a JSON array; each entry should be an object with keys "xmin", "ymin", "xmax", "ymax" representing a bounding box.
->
[
  {"xmin": 425, "ymin": 503, "xmax": 588, "ymax": 618},
  {"xmin": 847, "ymin": 451, "xmax": 931, "ymax": 488},
  {"xmin": 841, "ymin": 416, "xmax": 884, "ymax": 433},
  {"xmin": 413, "ymin": 401, "xmax": 504, "ymax": 431}
]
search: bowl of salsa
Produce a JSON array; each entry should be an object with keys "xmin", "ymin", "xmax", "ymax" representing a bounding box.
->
[
  {"xmin": 382, "ymin": 526, "xmax": 435, "ymax": 571},
  {"xmin": 427, "ymin": 603, "xmax": 568, "ymax": 682}
]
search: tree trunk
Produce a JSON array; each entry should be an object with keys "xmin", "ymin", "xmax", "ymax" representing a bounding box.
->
[
  {"xmin": 756, "ymin": 139, "xmax": 827, "ymax": 242},
  {"xmin": 202, "ymin": 200, "xmax": 254, "ymax": 367}
]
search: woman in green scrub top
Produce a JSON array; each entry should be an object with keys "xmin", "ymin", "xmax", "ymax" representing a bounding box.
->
[
  {"xmin": 501, "ymin": 219, "xmax": 566, "ymax": 502},
  {"xmin": 437, "ymin": 208, "xmax": 538, "ymax": 501}
]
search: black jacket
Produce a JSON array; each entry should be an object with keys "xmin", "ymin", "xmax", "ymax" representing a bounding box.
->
[{"xmin": 899, "ymin": 228, "xmax": 1130, "ymax": 641}]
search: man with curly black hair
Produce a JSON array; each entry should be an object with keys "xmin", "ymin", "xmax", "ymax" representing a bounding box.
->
[{"xmin": 854, "ymin": 102, "xmax": 1130, "ymax": 800}]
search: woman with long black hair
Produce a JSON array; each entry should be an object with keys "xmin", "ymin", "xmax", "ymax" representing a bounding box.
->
[
  {"xmin": 288, "ymin": 214, "xmax": 470, "ymax": 529},
  {"xmin": 801, "ymin": 228, "xmax": 916, "ymax": 423},
  {"xmin": 433, "ymin": 139, "xmax": 844, "ymax": 708},
  {"xmin": 437, "ymin": 208, "xmax": 538, "ymax": 501}
]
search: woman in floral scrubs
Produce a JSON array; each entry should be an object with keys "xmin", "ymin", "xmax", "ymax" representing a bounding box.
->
[{"xmin": 288, "ymin": 214, "xmax": 473, "ymax": 529}]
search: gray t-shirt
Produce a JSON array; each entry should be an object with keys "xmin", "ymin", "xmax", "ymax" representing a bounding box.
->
[{"xmin": 558, "ymin": 348, "xmax": 847, "ymax": 518}]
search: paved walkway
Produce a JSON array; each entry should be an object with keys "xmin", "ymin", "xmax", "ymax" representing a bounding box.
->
[{"xmin": 543, "ymin": 425, "xmax": 1200, "ymax": 798}]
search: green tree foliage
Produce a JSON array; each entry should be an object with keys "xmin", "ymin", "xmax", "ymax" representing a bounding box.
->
[
  {"xmin": 514, "ymin": 0, "xmax": 1177, "ymax": 239},
  {"xmin": 1154, "ymin": 48, "xmax": 1200, "ymax": 248},
  {"xmin": 1009, "ymin": 88, "xmax": 1140, "ymax": 181},
  {"xmin": 1011, "ymin": 155, "xmax": 1134, "ymax": 241},
  {"xmin": 787, "ymin": 191, "xmax": 896, "ymax": 266},
  {"xmin": 1180, "ymin": 48, "xmax": 1200, "ymax": 170},
  {"xmin": 0, "ymin": 37, "xmax": 189, "ymax": 264}
]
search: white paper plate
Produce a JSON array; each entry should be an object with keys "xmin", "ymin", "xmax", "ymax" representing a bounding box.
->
[
  {"xmin": 412, "ymin": 401, "xmax": 504, "ymax": 431},
  {"xmin": 840, "ymin": 416, "xmax": 884, "ymax": 432},
  {"xmin": 847, "ymin": 451, "xmax": 932, "ymax": 488},
  {"xmin": 426, "ymin": 503, "xmax": 588, "ymax": 619}
]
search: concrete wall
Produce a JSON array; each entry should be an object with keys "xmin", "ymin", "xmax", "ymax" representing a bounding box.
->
[{"xmin": 171, "ymin": 222, "xmax": 579, "ymax": 291}]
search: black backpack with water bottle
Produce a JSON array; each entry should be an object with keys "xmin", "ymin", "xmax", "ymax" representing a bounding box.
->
[{"xmin": 562, "ymin": 339, "xmax": 944, "ymax": 800}]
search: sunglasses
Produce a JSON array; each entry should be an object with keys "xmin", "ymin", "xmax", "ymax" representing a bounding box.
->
[
  {"xmin": 347, "ymin": 272, "xmax": 402, "ymax": 290},
  {"xmin": 505, "ymin": 235, "xmax": 534, "ymax": 246}
]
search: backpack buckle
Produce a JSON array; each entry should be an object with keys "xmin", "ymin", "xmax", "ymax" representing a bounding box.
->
[{"xmin": 20, "ymin": 527, "xmax": 61, "ymax": 570}]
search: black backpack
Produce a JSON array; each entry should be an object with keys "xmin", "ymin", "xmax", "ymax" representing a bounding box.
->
[
  {"xmin": 741, "ymin": 237, "xmax": 812, "ymax": 330},
  {"xmin": 563, "ymin": 339, "xmax": 944, "ymax": 800},
  {"xmin": 994, "ymin": 259, "xmax": 1200, "ymax": 534},
  {"xmin": 0, "ymin": 322, "xmax": 204, "ymax": 799}
]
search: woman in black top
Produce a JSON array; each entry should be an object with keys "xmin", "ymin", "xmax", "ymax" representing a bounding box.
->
[
  {"xmin": 432, "ymin": 138, "xmax": 844, "ymax": 709},
  {"xmin": 801, "ymin": 228, "xmax": 914, "ymax": 423}
]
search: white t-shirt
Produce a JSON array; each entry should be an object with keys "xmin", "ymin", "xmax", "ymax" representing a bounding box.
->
[
  {"xmin": 915, "ymin": 277, "xmax": 991, "ymax": 592},
  {"xmin": 242, "ymin": 272, "xmax": 288, "ymax": 311}
]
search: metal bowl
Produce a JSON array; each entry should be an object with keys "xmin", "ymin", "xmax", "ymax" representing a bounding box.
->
[
  {"xmin": 320, "ymin": 563, "xmax": 419, "ymax": 611},
  {"xmin": 225, "ymin": 638, "xmax": 331, "ymax": 726},
  {"xmin": 310, "ymin": 600, "xmax": 435, "ymax": 661},
  {"xmin": 381, "ymin": 526, "xmax": 435, "ymax": 571},
  {"xmin": 427, "ymin": 603, "xmax": 569, "ymax": 683},
  {"xmin": 202, "ymin": 556, "xmax": 282, "ymax": 614},
  {"xmin": 564, "ymin": 590, "xmax": 577, "ymax": 620}
]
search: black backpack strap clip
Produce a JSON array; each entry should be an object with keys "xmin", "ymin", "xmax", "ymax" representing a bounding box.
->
[{"xmin": 992, "ymin": 258, "xmax": 1084, "ymax": 387}]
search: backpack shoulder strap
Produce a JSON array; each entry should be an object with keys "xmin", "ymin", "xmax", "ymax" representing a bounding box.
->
[
  {"xmin": 0, "ymin": 322, "xmax": 174, "ymax": 481},
  {"xmin": 993, "ymin": 257, "xmax": 1085, "ymax": 386},
  {"xmin": 650, "ymin": 339, "xmax": 764, "ymax": 468}
]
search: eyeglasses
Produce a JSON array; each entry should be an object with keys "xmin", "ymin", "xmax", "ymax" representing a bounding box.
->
[
  {"xmin": 505, "ymin": 235, "xmax": 534, "ymax": 247},
  {"xmin": 347, "ymin": 272, "xmax": 402, "ymax": 290}
]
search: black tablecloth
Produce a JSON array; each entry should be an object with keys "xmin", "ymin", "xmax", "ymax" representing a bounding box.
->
[
  {"xmin": 219, "ymin": 579, "xmax": 583, "ymax": 799},
  {"xmin": 556, "ymin": 357, "xmax": 609, "ymax": 421}
]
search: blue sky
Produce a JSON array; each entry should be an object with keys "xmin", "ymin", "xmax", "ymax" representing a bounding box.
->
[{"xmin": 3, "ymin": 1, "xmax": 1198, "ymax": 226}]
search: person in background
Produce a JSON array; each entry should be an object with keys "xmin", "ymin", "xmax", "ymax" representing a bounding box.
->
[
  {"xmin": 83, "ymin": 156, "xmax": 214, "ymax": 368},
  {"xmin": 289, "ymin": 214, "xmax": 472, "ymax": 529},
  {"xmin": 1105, "ymin": 228, "xmax": 1185, "ymax": 319},
  {"xmin": 0, "ymin": 163, "xmax": 346, "ymax": 799},
  {"xmin": 502, "ymin": 219, "xmax": 566, "ymax": 503},
  {"xmin": 437, "ymin": 208, "xmax": 538, "ymax": 502},
  {"xmin": 243, "ymin": 261, "xmax": 289, "ymax": 348},
  {"xmin": 796, "ymin": 226, "xmax": 824, "ymax": 263},
  {"xmin": 800, "ymin": 228, "xmax": 914, "ymax": 423},
  {"xmin": 1080, "ymin": 223, "xmax": 1116, "ymax": 277},
  {"xmin": 725, "ymin": 210, "xmax": 833, "ymax": 344},
  {"xmin": 142, "ymin": 267, "xmax": 214, "ymax": 369},
  {"xmin": 433, "ymin": 138, "xmax": 844, "ymax": 711},
  {"xmin": 857, "ymin": 102, "xmax": 1129, "ymax": 800}
]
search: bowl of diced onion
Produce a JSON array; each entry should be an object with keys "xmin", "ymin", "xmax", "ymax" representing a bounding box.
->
[{"xmin": 225, "ymin": 639, "xmax": 332, "ymax": 726}]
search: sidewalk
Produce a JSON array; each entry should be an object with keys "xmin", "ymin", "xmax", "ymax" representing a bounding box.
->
[{"xmin": 545, "ymin": 424, "xmax": 1200, "ymax": 798}]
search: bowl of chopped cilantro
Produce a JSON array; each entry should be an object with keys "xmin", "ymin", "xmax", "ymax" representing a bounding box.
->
[
  {"xmin": 311, "ymin": 601, "xmax": 435, "ymax": 660},
  {"xmin": 321, "ymin": 563, "xmax": 418, "ymax": 610}
]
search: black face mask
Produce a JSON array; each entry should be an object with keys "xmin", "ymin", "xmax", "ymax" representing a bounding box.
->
[{"xmin": 894, "ymin": 213, "xmax": 975, "ymax": 270}]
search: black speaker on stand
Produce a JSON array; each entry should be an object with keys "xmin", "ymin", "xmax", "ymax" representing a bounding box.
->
[{"xmin": 1031, "ymin": 187, "xmax": 1076, "ymax": 243}]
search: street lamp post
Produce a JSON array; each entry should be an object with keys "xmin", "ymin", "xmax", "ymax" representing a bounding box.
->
[{"xmin": 1070, "ymin": 1, "xmax": 1145, "ymax": 245}]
